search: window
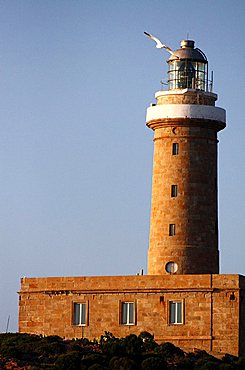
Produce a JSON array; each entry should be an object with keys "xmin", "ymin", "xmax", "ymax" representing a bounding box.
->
[
  {"xmin": 121, "ymin": 302, "xmax": 135, "ymax": 325},
  {"xmin": 171, "ymin": 185, "xmax": 178, "ymax": 197},
  {"xmin": 73, "ymin": 303, "xmax": 87, "ymax": 326},
  {"xmin": 177, "ymin": 61, "xmax": 196, "ymax": 89},
  {"xmin": 169, "ymin": 301, "xmax": 183, "ymax": 324},
  {"xmin": 169, "ymin": 224, "xmax": 176, "ymax": 236},
  {"xmin": 172, "ymin": 143, "xmax": 179, "ymax": 155},
  {"xmin": 168, "ymin": 59, "xmax": 207, "ymax": 91},
  {"xmin": 165, "ymin": 261, "xmax": 178, "ymax": 274}
]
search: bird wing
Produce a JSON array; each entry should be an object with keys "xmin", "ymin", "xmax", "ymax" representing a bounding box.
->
[
  {"xmin": 144, "ymin": 32, "xmax": 163, "ymax": 48},
  {"xmin": 164, "ymin": 46, "xmax": 175, "ymax": 56},
  {"xmin": 144, "ymin": 31, "xmax": 175, "ymax": 56}
]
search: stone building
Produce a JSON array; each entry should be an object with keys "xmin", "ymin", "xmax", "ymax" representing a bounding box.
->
[{"xmin": 18, "ymin": 39, "xmax": 245, "ymax": 357}]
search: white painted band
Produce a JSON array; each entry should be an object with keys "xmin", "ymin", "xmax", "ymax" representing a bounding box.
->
[{"xmin": 146, "ymin": 104, "xmax": 226, "ymax": 124}]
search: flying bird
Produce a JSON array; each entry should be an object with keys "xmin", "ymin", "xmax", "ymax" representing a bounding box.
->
[{"xmin": 144, "ymin": 32, "xmax": 175, "ymax": 56}]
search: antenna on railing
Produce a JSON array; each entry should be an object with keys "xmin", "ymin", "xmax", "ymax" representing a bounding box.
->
[
  {"xmin": 160, "ymin": 79, "xmax": 168, "ymax": 91},
  {"xmin": 210, "ymin": 71, "xmax": 213, "ymax": 92},
  {"xmin": 6, "ymin": 315, "xmax": 10, "ymax": 333}
]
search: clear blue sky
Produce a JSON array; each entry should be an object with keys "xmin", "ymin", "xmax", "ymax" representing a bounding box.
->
[{"xmin": 0, "ymin": 0, "xmax": 244, "ymax": 332}]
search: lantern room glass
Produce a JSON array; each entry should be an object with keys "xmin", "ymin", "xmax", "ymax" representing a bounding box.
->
[{"xmin": 168, "ymin": 60, "xmax": 207, "ymax": 91}]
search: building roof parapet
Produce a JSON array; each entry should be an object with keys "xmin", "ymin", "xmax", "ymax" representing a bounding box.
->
[
  {"xmin": 19, "ymin": 287, "xmax": 217, "ymax": 295},
  {"xmin": 19, "ymin": 274, "xmax": 242, "ymax": 293}
]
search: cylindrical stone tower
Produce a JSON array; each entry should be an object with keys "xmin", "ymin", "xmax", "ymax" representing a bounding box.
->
[{"xmin": 147, "ymin": 39, "xmax": 226, "ymax": 275}]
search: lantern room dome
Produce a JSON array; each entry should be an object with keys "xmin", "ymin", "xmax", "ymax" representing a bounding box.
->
[{"xmin": 168, "ymin": 40, "xmax": 207, "ymax": 62}]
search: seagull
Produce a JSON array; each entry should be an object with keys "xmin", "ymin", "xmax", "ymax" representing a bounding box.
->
[{"xmin": 144, "ymin": 32, "xmax": 175, "ymax": 56}]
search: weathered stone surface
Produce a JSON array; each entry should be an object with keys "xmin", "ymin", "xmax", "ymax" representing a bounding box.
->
[
  {"xmin": 17, "ymin": 84, "xmax": 244, "ymax": 360},
  {"xmin": 18, "ymin": 274, "xmax": 244, "ymax": 357},
  {"xmin": 156, "ymin": 90, "xmax": 216, "ymax": 106},
  {"xmin": 147, "ymin": 91, "xmax": 224, "ymax": 275}
]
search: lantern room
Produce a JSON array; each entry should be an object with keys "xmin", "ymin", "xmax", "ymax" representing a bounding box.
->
[{"xmin": 167, "ymin": 40, "xmax": 208, "ymax": 91}]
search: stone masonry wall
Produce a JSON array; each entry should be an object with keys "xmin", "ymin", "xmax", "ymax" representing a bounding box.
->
[
  {"xmin": 239, "ymin": 275, "xmax": 245, "ymax": 356},
  {"xmin": 147, "ymin": 122, "xmax": 219, "ymax": 275},
  {"xmin": 19, "ymin": 274, "xmax": 243, "ymax": 356},
  {"xmin": 156, "ymin": 91, "xmax": 216, "ymax": 106}
]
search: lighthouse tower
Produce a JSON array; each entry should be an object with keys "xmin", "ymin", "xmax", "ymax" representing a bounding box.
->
[{"xmin": 146, "ymin": 39, "xmax": 226, "ymax": 275}]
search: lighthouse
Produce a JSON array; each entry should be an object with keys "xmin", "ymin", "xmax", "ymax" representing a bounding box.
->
[
  {"xmin": 19, "ymin": 36, "xmax": 245, "ymax": 357},
  {"xmin": 146, "ymin": 39, "xmax": 226, "ymax": 275}
]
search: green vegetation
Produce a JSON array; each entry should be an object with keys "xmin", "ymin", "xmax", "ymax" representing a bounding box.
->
[{"xmin": 0, "ymin": 332, "xmax": 244, "ymax": 369}]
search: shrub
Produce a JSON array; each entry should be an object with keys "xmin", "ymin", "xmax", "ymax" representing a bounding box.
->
[
  {"xmin": 0, "ymin": 332, "xmax": 242, "ymax": 369},
  {"xmin": 88, "ymin": 364, "xmax": 107, "ymax": 370},
  {"xmin": 109, "ymin": 356, "xmax": 138, "ymax": 370},
  {"xmin": 35, "ymin": 341, "xmax": 66, "ymax": 355},
  {"xmin": 0, "ymin": 333, "xmax": 40, "ymax": 348},
  {"xmin": 100, "ymin": 331, "xmax": 116, "ymax": 345},
  {"xmin": 102, "ymin": 338, "xmax": 125, "ymax": 358},
  {"xmin": 80, "ymin": 353, "xmax": 107, "ymax": 367},
  {"xmin": 237, "ymin": 357, "xmax": 245, "ymax": 369},
  {"xmin": 187, "ymin": 349, "xmax": 220, "ymax": 369},
  {"xmin": 43, "ymin": 335, "xmax": 63, "ymax": 343},
  {"xmin": 0, "ymin": 333, "xmax": 39, "ymax": 362},
  {"xmin": 138, "ymin": 332, "xmax": 158, "ymax": 351},
  {"xmin": 0, "ymin": 344, "xmax": 21, "ymax": 359},
  {"xmin": 176, "ymin": 357, "xmax": 194, "ymax": 369},
  {"xmin": 54, "ymin": 351, "xmax": 81, "ymax": 370},
  {"xmin": 121, "ymin": 334, "xmax": 143, "ymax": 356},
  {"xmin": 222, "ymin": 353, "xmax": 238, "ymax": 365},
  {"xmin": 194, "ymin": 359, "xmax": 220, "ymax": 370},
  {"xmin": 156, "ymin": 342, "xmax": 184, "ymax": 360},
  {"xmin": 219, "ymin": 364, "xmax": 236, "ymax": 370},
  {"xmin": 141, "ymin": 356, "xmax": 167, "ymax": 370}
]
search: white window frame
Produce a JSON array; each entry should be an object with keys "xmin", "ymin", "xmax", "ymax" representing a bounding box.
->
[
  {"xmin": 169, "ymin": 300, "xmax": 184, "ymax": 325},
  {"xmin": 121, "ymin": 302, "xmax": 135, "ymax": 325},
  {"xmin": 73, "ymin": 302, "xmax": 87, "ymax": 326}
]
